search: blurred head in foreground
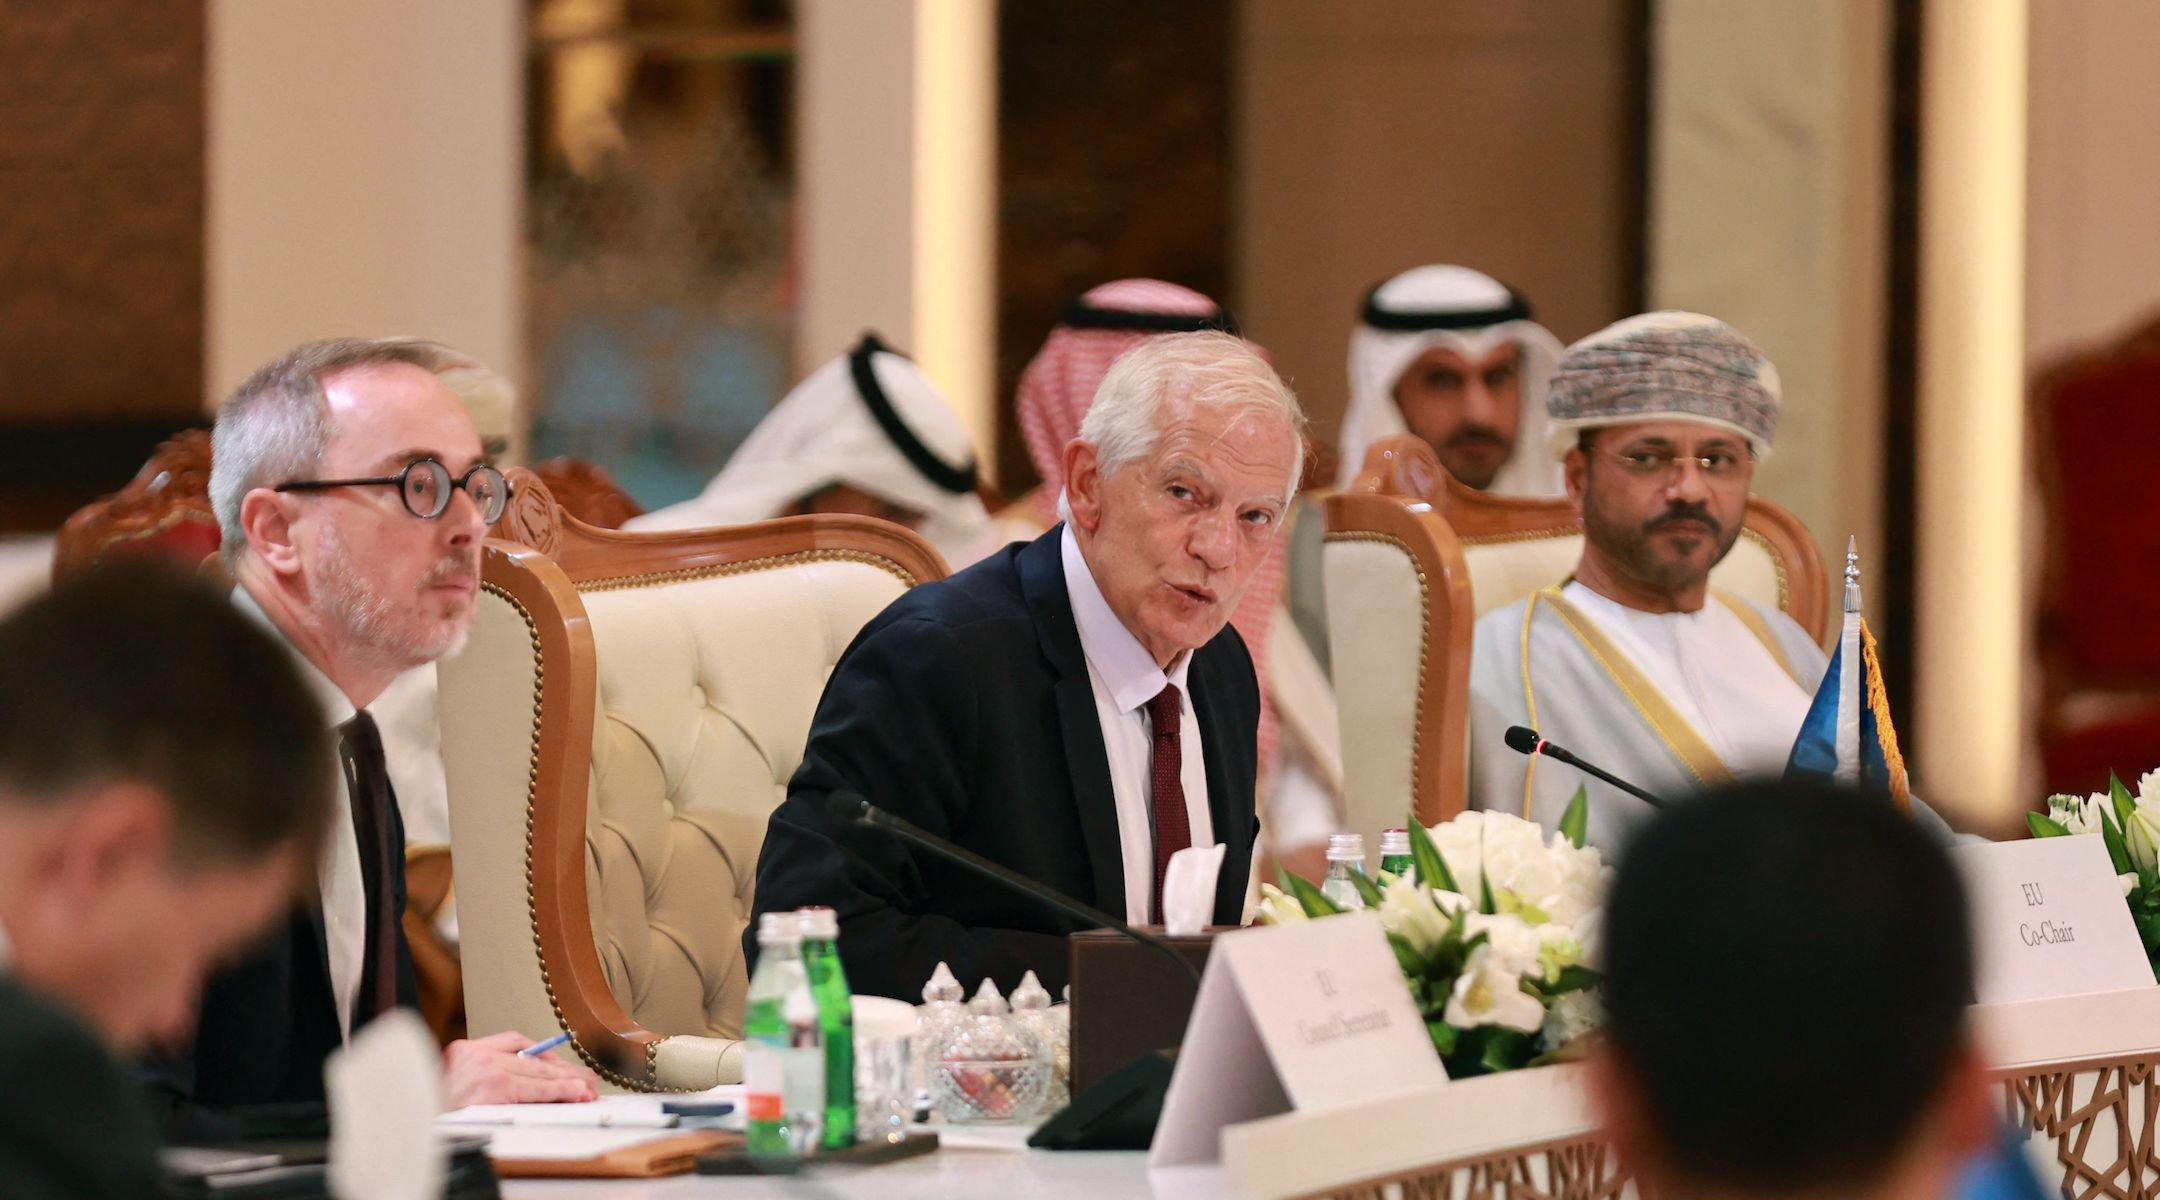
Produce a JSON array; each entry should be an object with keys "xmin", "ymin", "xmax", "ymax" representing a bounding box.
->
[
  {"xmin": 0, "ymin": 564, "xmax": 330, "ymax": 1048},
  {"xmin": 1591, "ymin": 780, "xmax": 1987, "ymax": 1200}
]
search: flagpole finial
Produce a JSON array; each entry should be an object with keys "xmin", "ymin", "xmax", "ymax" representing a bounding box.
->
[{"xmin": 1844, "ymin": 536, "xmax": 1863, "ymax": 614}]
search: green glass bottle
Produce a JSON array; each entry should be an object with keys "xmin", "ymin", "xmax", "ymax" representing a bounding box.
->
[
  {"xmin": 1378, "ymin": 827, "xmax": 1416, "ymax": 883},
  {"xmin": 797, "ymin": 906, "xmax": 856, "ymax": 1149}
]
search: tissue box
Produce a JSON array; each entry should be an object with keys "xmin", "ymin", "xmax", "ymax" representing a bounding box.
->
[{"xmin": 1067, "ymin": 927, "xmax": 1222, "ymax": 1095}]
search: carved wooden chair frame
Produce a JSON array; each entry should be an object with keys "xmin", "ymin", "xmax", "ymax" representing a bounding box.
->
[
  {"xmin": 51, "ymin": 428, "xmax": 217, "ymax": 580},
  {"xmin": 477, "ymin": 469, "xmax": 946, "ymax": 1088}
]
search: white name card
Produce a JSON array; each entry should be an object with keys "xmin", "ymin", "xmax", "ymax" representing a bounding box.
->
[
  {"xmin": 1150, "ymin": 913, "xmax": 1447, "ymax": 1168},
  {"xmin": 1955, "ymin": 835, "xmax": 2155, "ymax": 1005}
]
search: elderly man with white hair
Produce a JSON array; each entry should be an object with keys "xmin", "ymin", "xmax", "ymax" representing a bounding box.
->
[{"xmin": 746, "ymin": 331, "xmax": 1305, "ymax": 998}]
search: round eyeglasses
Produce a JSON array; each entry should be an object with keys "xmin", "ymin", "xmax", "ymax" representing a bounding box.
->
[{"xmin": 276, "ymin": 459, "xmax": 513, "ymax": 524}]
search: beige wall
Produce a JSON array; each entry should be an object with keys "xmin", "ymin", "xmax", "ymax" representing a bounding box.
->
[
  {"xmin": 2026, "ymin": 0, "xmax": 2160, "ymax": 364},
  {"xmin": 1233, "ymin": 0, "xmax": 1639, "ymax": 444},
  {"xmin": 797, "ymin": 0, "xmax": 997, "ymax": 470},
  {"xmin": 206, "ymin": 0, "xmax": 524, "ymax": 405},
  {"xmin": 1648, "ymin": 0, "xmax": 1890, "ymax": 619}
]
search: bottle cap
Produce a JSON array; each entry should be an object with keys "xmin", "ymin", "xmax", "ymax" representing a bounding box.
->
[
  {"xmin": 1379, "ymin": 828, "xmax": 1411, "ymax": 856},
  {"xmin": 795, "ymin": 906, "xmax": 839, "ymax": 940},
  {"xmin": 1326, "ymin": 832, "xmax": 1366, "ymax": 860},
  {"xmin": 757, "ymin": 911, "xmax": 802, "ymax": 945},
  {"xmin": 1010, "ymin": 970, "xmax": 1051, "ymax": 1012},
  {"xmin": 922, "ymin": 961, "xmax": 964, "ymax": 1004}
]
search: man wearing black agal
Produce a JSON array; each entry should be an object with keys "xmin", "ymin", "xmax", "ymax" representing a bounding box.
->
[{"xmin": 748, "ymin": 331, "xmax": 1306, "ymax": 998}]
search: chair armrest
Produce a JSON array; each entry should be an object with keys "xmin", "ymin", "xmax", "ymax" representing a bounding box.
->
[{"xmin": 653, "ymin": 1035, "xmax": 746, "ymax": 1089}]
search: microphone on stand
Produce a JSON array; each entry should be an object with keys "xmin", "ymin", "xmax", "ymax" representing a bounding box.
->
[
  {"xmin": 826, "ymin": 792, "xmax": 1201, "ymax": 990},
  {"xmin": 1503, "ymin": 726, "xmax": 1669, "ymax": 810},
  {"xmin": 828, "ymin": 791, "xmax": 1197, "ymax": 1151}
]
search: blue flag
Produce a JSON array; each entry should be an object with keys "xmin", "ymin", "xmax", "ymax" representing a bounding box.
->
[{"xmin": 1787, "ymin": 607, "xmax": 1910, "ymax": 811}]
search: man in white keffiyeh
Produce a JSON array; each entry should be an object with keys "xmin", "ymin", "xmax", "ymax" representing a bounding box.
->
[{"xmin": 1338, "ymin": 264, "xmax": 1564, "ymax": 495}]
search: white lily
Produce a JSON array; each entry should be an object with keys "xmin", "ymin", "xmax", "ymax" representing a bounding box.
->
[
  {"xmin": 1375, "ymin": 876, "xmax": 1455, "ymax": 954},
  {"xmin": 1444, "ymin": 944, "xmax": 1545, "ymax": 1034},
  {"xmin": 1255, "ymin": 882, "xmax": 1308, "ymax": 926}
]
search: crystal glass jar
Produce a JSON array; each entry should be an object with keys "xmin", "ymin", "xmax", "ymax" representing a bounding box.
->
[{"xmin": 929, "ymin": 980, "xmax": 1050, "ymax": 1123}]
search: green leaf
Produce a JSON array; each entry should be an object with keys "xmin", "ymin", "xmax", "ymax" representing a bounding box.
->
[
  {"xmin": 1544, "ymin": 965, "xmax": 1603, "ymax": 996},
  {"xmin": 1559, "ymin": 785, "xmax": 1590, "ymax": 849},
  {"xmin": 1479, "ymin": 866, "xmax": 1498, "ymax": 916},
  {"xmin": 1349, "ymin": 867, "xmax": 1387, "ymax": 909},
  {"xmin": 1281, "ymin": 870, "xmax": 1345, "ymax": 919},
  {"xmin": 2114, "ymin": 772, "xmax": 2138, "ymax": 831},
  {"xmin": 1405, "ymin": 818, "xmax": 1461, "ymax": 895},
  {"xmin": 2027, "ymin": 812, "xmax": 2070, "ymax": 839},
  {"xmin": 1427, "ymin": 1020, "xmax": 1458, "ymax": 1057},
  {"xmin": 2102, "ymin": 812, "xmax": 2136, "ymax": 876},
  {"xmin": 1478, "ymin": 1028, "xmax": 1535, "ymax": 1074}
]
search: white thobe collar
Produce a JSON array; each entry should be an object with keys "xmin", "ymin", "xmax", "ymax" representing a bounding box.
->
[{"xmin": 1060, "ymin": 525, "xmax": 1193, "ymax": 714}]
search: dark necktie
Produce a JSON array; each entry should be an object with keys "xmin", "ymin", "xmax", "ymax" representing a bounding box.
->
[
  {"xmin": 337, "ymin": 712, "xmax": 402, "ymax": 1024},
  {"xmin": 1146, "ymin": 684, "xmax": 1192, "ymax": 924}
]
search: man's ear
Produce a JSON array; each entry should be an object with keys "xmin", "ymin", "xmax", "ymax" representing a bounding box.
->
[
  {"xmin": 1063, "ymin": 439, "xmax": 1106, "ymax": 535},
  {"xmin": 1563, "ymin": 446, "xmax": 1589, "ymax": 515},
  {"xmin": 239, "ymin": 488, "xmax": 305, "ymax": 576}
]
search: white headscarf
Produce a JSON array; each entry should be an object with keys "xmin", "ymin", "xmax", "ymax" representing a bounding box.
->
[
  {"xmin": 1338, "ymin": 265, "xmax": 1565, "ymax": 496},
  {"xmin": 626, "ymin": 334, "xmax": 995, "ymax": 565}
]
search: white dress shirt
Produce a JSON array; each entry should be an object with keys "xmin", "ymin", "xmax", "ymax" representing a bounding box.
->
[
  {"xmin": 1061, "ymin": 527, "xmax": 1214, "ymax": 924},
  {"xmin": 1562, "ymin": 581, "xmax": 1813, "ymax": 776},
  {"xmin": 234, "ymin": 588, "xmax": 366, "ymax": 1041}
]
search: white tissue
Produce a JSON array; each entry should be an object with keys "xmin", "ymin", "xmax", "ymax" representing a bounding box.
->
[
  {"xmin": 1161, "ymin": 842, "xmax": 1227, "ymax": 936},
  {"xmin": 326, "ymin": 1009, "xmax": 444, "ymax": 1200}
]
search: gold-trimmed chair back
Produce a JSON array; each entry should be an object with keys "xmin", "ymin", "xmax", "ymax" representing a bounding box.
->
[
  {"xmin": 437, "ymin": 470, "xmax": 946, "ymax": 1090},
  {"xmin": 1323, "ymin": 490, "xmax": 1476, "ymax": 837}
]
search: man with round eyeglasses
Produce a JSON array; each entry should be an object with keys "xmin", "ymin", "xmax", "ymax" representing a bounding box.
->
[
  {"xmin": 146, "ymin": 338, "xmax": 599, "ymax": 1134},
  {"xmin": 1464, "ymin": 314, "xmax": 1834, "ymax": 849}
]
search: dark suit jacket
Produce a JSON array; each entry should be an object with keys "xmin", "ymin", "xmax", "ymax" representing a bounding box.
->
[
  {"xmin": 746, "ymin": 526, "xmax": 1262, "ymax": 999},
  {"xmin": 0, "ymin": 973, "xmax": 164, "ymax": 1200},
  {"xmin": 143, "ymin": 792, "xmax": 420, "ymax": 1137}
]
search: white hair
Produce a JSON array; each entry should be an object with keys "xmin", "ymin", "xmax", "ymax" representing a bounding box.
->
[
  {"xmin": 210, "ymin": 337, "xmax": 462, "ymax": 564},
  {"xmin": 1078, "ymin": 330, "xmax": 1307, "ymax": 500}
]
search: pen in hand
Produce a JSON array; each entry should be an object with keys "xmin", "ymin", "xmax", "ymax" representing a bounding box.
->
[{"xmin": 518, "ymin": 1031, "xmax": 573, "ymax": 1059}]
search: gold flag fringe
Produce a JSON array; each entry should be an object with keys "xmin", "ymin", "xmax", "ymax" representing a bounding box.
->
[{"xmin": 1860, "ymin": 619, "xmax": 1912, "ymax": 816}]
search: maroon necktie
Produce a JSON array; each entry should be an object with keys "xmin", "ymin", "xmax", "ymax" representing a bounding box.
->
[
  {"xmin": 337, "ymin": 712, "xmax": 401, "ymax": 1023},
  {"xmin": 1146, "ymin": 684, "xmax": 1192, "ymax": 924}
]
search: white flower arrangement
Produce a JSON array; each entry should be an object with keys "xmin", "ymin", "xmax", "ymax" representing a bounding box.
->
[
  {"xmin": 2033, "ymin": 770, "xmax": 2160, "ymax": 959},
  {"xmin": 1258, "ymin": 790, "xmax": 1611, "ymax": 1077}
]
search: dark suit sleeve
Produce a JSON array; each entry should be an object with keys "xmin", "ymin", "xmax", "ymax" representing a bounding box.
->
[
  {"xmin": 0, "ymin": 981, "xmax": 164, "ymax": 1200},
  {"xmin": 748, "ymin": 616, "xmax": 1070, "ymax": 998}
]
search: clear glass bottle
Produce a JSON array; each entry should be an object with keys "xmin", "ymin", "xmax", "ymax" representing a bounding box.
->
[
  {"xmin": 795, "ymin": 906, "xmax": 855, "ymax": 1149},
  {"xmin": 743, "ymin": 912, "xmax": 825, "ymax": 1157},
  {"xmin": 1321, "ymin": 832, "xmax": 1369, "ymax": 910},
  {"xmin": 1378, "ymin": 828, "xmax": 1416, "ymax": 884},
  {"xmin": 1009, "ymin": 970, "xmax": 1069, "ymax": 1112}
]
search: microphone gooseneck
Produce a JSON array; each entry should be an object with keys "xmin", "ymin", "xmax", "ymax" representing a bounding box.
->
[
  {"xmin": 829, "ymin": 791, "xmax": 1204, "ymax": 991},
  {"xmin": 1503, "ymin": 726, "xmax": 1669, "ymax": 809}
]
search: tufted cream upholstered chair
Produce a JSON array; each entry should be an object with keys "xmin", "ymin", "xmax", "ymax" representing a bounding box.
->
[
  {"xmin": 1323, "ymin": 489, "xmax": 1476, "ymax": 843},
  {"xmin": 437, "ymin": 471, "xmax": 947, "ymax": 1091},
  {"xmin": 1349, "ymin": 435, "xmax": 1829, "ymax": 641},
  {"xmin": 1324, "ymin": 437, "xmax": 1829, "ymax": 839}
]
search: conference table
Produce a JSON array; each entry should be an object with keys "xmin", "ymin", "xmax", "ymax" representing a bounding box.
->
[{"xmin": 499, "ymin": 1148, "xmax": 1219, "ymax": 1199}]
